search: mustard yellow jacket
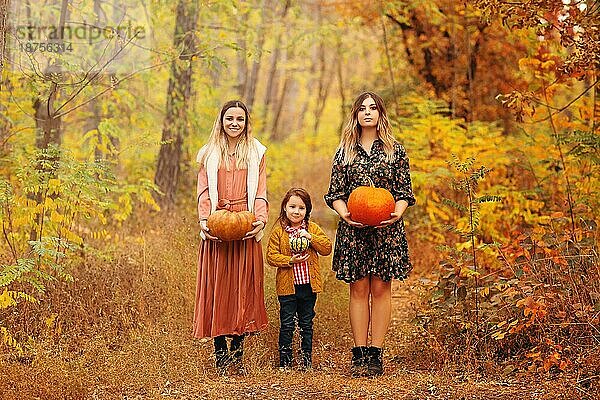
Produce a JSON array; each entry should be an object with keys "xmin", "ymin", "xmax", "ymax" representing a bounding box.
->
[{"xmin": 266, "ymin": 221, "xmax": 332, "ymax": 296}]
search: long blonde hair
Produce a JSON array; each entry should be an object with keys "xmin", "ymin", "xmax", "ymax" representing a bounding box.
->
[
  {"xmin": 338, "ymin": 92, "xmax": 396, "ymax": 165},
  {"xmin": 199, "ymin": 100, "xmax": 255, "ymax": 170}
]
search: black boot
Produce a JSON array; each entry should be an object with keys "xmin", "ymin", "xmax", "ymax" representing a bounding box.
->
[
  {"xmin": 230, "ymin": 334, "xmax": 246, "ymax": 375},
  {"xmin": 350, "ymin": 346, "xmax": 369, "ymax": 377},
  {"xmin": 367, "ymin": 346, "xmax": 383, "ymax": 376},
  {"xmin": 214, "ymin": 336, "xmax": 229, "ymax": 376}
]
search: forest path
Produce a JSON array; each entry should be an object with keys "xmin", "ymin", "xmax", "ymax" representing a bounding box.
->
[
  {"xmin": 1, "ymin": 227, "xmax": 587, "ymax": 400},
  {"xmin": 132, "ymin": 278, "xmax": 581, "ymax": 400}
]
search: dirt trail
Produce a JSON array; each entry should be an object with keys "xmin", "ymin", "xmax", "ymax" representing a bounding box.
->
[
  {"xmin": 139, "ymin": 277, "xmax": 587, "ymax": 400},
  {"xmin": 2, "ymin": 272, "xmax": 591, "ymax": 399}
]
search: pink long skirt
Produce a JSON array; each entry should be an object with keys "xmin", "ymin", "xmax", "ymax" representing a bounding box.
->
[{"xmin": 192, "ymin": 238, "xmax": 268, "ymax": 338}]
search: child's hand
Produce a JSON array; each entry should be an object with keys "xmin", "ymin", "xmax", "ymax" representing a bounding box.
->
[
  {"xmin": 298, "ymin": 229, "xmax": 312, "ymax": 240},
  {"xmin": 289, "ymin": 253, "xmax": 309, "ymax": 264}
]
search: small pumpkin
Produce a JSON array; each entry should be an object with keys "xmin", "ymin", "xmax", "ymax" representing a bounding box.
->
[
  {"xmin": 289, "ymin": 236, "xmax": 310, "ymax": 253},
  {"xmin": 347, "ymin": 179, "xmax": 395, "ymax": 226},
  {"xmin": 206, "ymin": 210, "xmax": 256, "ymax": 241}
]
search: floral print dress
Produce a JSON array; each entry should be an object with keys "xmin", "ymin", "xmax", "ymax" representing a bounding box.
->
[{"xmin": 324, "ymin": 139, "xmax": 416, "ymax": 283}]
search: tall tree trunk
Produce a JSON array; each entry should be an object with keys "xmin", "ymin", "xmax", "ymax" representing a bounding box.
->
[
  {"xmin": 268, "ymin": 43, "xmax": 292, "ymax": 141},
  {"xmin": 262, "ymin": 0, "xmax": 290, "ymax": 124},
  {"xmin": 312, "ymin": 37, "xmax": 333, "ymax": 135},
  {"xmin": 297, "ymin": 47, "xmax": 319, "ymax": 133},
  {"xmin": 34, "ymin": 0, "xmax": 68, "ymax": 152},
  {"xmin": 244, "ymin": 0, "xmax": 269, "ymax": 111},
  {"xmin": 0, "ymin": 0, "xmax": 9, "ymax": 78},
  {"xmin": 270, "ymin": 76, "xmax": 290, "ymax": 140},
  {"xmin": 34, "ymin": 89, "xmax": 62, "ymax": 151},
  {"xmin": 86, "ymin": 0, "xmax": 109, "ymax": 162},
  {"xmin": 283, "ymin": 77, "xmax": 299, "ymax": 133},
  {"xmin": 0, "ymin": 0, "xmax": 11, "ymax": 156},
  {"xmin": 235, "ymin": 11, "xmax": 248, "ymax": 98},
  {"xmin": 296, "ymin": 84, "xmax": 312, "ymax": 132},
  {"xmin": 154, "ymin": 0, "xmax": 198, "ymax": 209},
  {"xmin": 593, "ymin": 68, "xmax": 600, "ymax": 134},
  {"xmin": 296, "ymin": 2, "xmax": 321, "ymax": 133},
  {"xmin": 336, "ymin": 34, "xmax": 346, "ymax": 135},
  {"xmin": 84, "ymin": 98, "xmax": 102, "ymax": 160},
  {"xmin": 385, "ymin": 11, "xmax": 445, "ymax": 98},
  {"xmin": 381, "ymin": 12, "xmax": 398, "ymax": 113},
  {"xmin": 29, "ymin": 0, "xmax": 68, "ymax": 242},
  {"xmin": 464, "ymin": 20, "xmax": 486, "ymax": 123}
]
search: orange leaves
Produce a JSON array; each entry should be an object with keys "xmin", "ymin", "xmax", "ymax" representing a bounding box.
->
[
  {"xmin": 475, "ymin": 0, "xmax": 599, "ymax": 77},
  {"xmin": 519, "ymin": 46, "xmax": 562, "ymax": 75},
  {"xmin": 492, "ymin": 318, "xmax": 519, "ymax": 340},
  {"xmin": 495, "ymin": 90, "xmax": 537, "ymax": 122},
  {"xmin": 517, "ymin": 296, "xmax": 548, "ymax": 329},
  {"xmin": 525, "ymin": 339, "xmax": 573, "ymax": 373},
  {"xmin": 491, "ymin": 296, "xmax": 548, "ymax": 340}
]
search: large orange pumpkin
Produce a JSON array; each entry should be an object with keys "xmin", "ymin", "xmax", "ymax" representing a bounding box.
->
[
  {"xmin": 347, "ymin": 184, "xmax": 395, "ymax": 226},
  {"xmin": 207, "ymin": 210, "xmax": 256, "ymax": 241}
]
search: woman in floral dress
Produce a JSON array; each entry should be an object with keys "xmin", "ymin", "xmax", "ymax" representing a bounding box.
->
[{"xmin": 324, "ymin": 91, "xmax": 415, "ymax": 377}]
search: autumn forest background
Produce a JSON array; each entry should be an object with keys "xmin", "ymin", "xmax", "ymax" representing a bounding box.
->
[{"xmin": 0, "ymin": 1, "xmax": 599, "ymax": 399}]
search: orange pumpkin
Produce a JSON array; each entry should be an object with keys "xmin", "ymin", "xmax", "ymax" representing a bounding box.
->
[
  {"xmin": 347, "ymin": 184, "xmax": 395, "ymax": 226},
  {"xmin": 207, "ymin": 210, "xmax": 256, "ymax": 241}
]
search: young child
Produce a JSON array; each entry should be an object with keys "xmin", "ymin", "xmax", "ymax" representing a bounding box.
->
[{"xmin": 266, "ymin": 188, "xmax": 332, "ymax": 370}]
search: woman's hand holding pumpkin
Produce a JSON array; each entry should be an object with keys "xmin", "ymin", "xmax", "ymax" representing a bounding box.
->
[
  {"xmin": 243, "ymin": 220, "xmax": 265, "ymax": 240},
  {"xmin": 378, "ymin": 201, "xmax": 408, "ymax": 227},
  {"xmin": 200, "ymin": 220, "xmax": 221, "ymax": 241},
  {"xmin": 340, "ymin": 211, "xmax": 366, "ymax": 228},
  {"xmin": 332, "ymin": 199, "xmax": 365, "ymax": 228},
  {"xmin": 378, "ymin": 212, "xmax": 401, "ymax": 227}
]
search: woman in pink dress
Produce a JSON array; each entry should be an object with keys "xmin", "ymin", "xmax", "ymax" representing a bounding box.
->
[{"xmin": 194, "ymin": 100, "xmax": 269, "ymax": 375}]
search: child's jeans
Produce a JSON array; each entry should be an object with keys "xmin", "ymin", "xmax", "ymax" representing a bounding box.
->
[{"xmin": 278, "ymin": 283, "xmax": 317, "ymax": 368}]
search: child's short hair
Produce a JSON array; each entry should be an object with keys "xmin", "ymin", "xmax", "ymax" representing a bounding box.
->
[{"xmin": 278, "ymin": 187, "xmax": 312, "ymax": 227}]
